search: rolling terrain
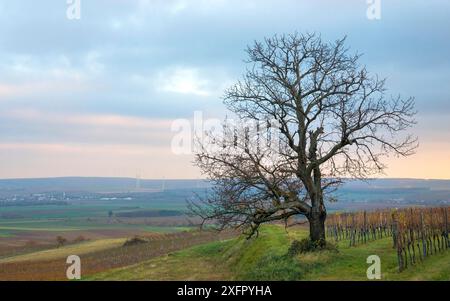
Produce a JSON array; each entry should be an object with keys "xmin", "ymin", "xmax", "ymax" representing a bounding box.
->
[
  {"xmin": 0, "ymin": 229, "xmax": 236, "ymax": 280},
  {"xmin": 0, "ymin": 177, "xmax": 449, "ymax": 280},
  {"xmin": 0, "ymin": 224, "xmax": 448, "ymax": 280},
  {"xmin": 90, "ymin": 225, "xmax": 450, "ymax": 281}
]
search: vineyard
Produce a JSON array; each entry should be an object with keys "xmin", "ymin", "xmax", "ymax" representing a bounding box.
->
[
  {"xmin": 326, "ymin": 207, "xmax": 450, "ymax": 271},
  {"xmin": 0, "ymin": 229, "xmax": 236, "ymax": 280}
]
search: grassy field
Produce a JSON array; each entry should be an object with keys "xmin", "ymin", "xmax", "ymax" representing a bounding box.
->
[
  {"xmin": 0, "ymin": 220, "xmax": 191, "ymax": 233},
  {"xmin": 0, "ymin": 196, "xmax": 192, "ymax": 246},
  {"xmin": 0, "ymin": 223, "xmax": 448, "ymax": 280},
  {"xmin": 0, "ymin": 229, "xmax": 235, "ymax": 280},
  {"xmin": 0, "ymin": 238, "xmax": 127, "ymax": 264},
  {"xmin": 2, "ymin": 180, "xmax": 447, "ymax": 280},
  {"xmin": 0, "ymin": 231, "xmax": 13, "ymax": 238},
  {"xmin": 90, "ymin": 225, "xmax": 450, "ymax": 281}
]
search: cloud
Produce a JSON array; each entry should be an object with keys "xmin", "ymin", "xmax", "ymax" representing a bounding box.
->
[
  {"xmin": 0, "ymin": 52, "xmax": 104, "ymax": 99},
  {"xmin": 4, "ymin": 109, "xmax": 171, "ymax": 129},
  {"xmin": 0, "ymin": 109, "xmax": 174, "ymax": 145},
  {"xmin": 0, "ymin": 0, "xmax": 449, "ymax": 178},
  {"xmin": 0, "ymin": 81, "xmax": 89, "ymax": 99},
  {"xmin": 0, "ymin": 142, "xmax": 168, "ymax": 156},
  {"xmin": 168, "ymin": 0, "xmax": 189, "ymax": 14},
  {"xmin": 156, "ymin": 67, "xmax": 211, "ymax": 96}
]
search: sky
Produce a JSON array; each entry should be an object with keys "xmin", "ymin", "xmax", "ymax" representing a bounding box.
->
[{"xmin": 0, "ymin": 0, "xmax": 449, "ymax": 179}]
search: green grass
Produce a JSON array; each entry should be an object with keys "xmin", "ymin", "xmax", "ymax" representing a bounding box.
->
[
  {"xmin": 310, "ymin": 237, "xmax": 450, "ymax": 281},
  {"xmin": 0, "ymin": 198, "xmax": 187, "ymax": 221},
  {"xmin": 0, "ymin": 198, "xmax": 191, "ymax": 236},
  {"xmin": 0, "ymin": 219, "xmax": 191, "ymax": 233},
  {"xmin": 87, "ymin": 239, "xmax": 238, "ymax": 281},
  {"xmin": 90, "ymin": 225, "xmax": 450, "ymax": 281}
]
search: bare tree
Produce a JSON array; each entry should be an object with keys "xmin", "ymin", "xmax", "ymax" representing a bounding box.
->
[{"xmin": 188, "ymin": 33, "xmax": 417, "ymax": 246}]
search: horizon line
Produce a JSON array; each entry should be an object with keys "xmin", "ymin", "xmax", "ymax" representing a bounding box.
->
[{"xmin": 1, "ymin": 176, "xmax": 450, "ymax": 181}]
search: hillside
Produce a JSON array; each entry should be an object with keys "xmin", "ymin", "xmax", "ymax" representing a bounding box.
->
[
  {"xmin": 0, "ymin": 224, "xmax": 448, "ymax": 280},
  {"xmin": 90, "ymin": 225, "xmax": 450, "ymax": 281},
  {"xmin": 0, "ymin": 230, "xmax": 234, "ymax": 280}
]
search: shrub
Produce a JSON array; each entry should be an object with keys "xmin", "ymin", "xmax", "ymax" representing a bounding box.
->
[
  {"xmin": 123, "ymin": 236, "xmax": 148, "ymax": 247},
  {"xmin": 56, "ymin": 236, "xmax": 67, "ymax": 248}
]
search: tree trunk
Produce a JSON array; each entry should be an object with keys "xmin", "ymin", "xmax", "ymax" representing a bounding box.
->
[{"xmin": 308, "ymin": 211, "xmax": 327, "ymax": 247}]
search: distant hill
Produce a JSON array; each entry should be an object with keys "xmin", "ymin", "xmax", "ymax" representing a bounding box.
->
[
  {"xmin": 342, "ymin": 178, "xmax": 450, "ymax": 190},
  {"xmin": 0, "ymin": 177, "xmax": 449, "ymax": 197},
  {"xmin": 0, "ymin": 177, "xmax": 209, "ymax": 196}
]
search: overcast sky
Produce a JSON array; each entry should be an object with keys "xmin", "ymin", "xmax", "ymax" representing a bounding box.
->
[{"xmin": 0, "ymin": 0, "xmax": 449, "ymax": 179}]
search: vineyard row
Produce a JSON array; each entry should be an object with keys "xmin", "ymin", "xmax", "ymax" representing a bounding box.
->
[{"xmin": 326, "ymin": 207, "xmax": 449, "ymax": 271}]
